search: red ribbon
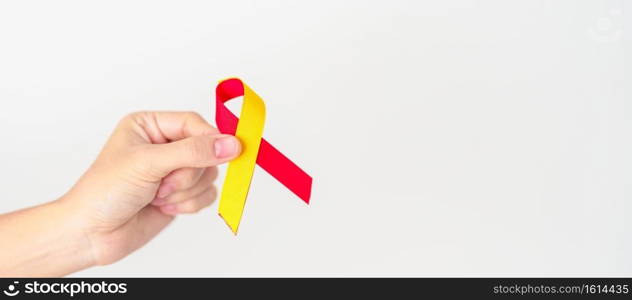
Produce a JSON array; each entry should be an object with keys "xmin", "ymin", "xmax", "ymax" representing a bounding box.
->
[{"xmin": 215, "ymin": 78, "xmax": 312, "ymax": 203}]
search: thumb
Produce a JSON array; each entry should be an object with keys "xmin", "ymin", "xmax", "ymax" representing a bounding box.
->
[{"xmin": 143, "ymin": 134, "xmax": 241, "ymax": 177}]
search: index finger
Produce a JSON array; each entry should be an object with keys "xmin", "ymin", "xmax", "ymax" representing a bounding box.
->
[{"xmin": 132, "ymin": 111, "xmax": 220, "ymax": 143}]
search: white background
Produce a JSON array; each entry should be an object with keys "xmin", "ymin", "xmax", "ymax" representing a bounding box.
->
[{"xmin": 0, "ymin": 0, "xmax": 630, "ymax": 276}]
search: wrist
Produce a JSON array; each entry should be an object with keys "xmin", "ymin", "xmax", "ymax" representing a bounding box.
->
[
  {"xmin": 47, "ymin": 196, "xmax": 97, "ymax": 274},
  {"xmin": 0, "ymin": 196, "xmax": 96, "ymax": 276}
]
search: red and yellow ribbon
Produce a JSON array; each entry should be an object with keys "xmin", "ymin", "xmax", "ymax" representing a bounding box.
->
[{"xmin": 215, "ymin": 78, "xmax": 312, "ymax": 234}]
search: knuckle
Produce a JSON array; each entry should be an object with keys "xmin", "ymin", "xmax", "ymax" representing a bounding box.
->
[
  {"xmin": 118, "ymin": 111, "xmax": 153, "ymax": 131},
  {"xmin": 180, "ymin": 201, "xmax": 203, "ymax": 213},
  {"xmin": 123, "ymin": 111, "xmax": 148, "ymax": 123},
  {"xmin": 116, "ymin": 112, "xmax": 138, "ymax": 127},
  {"xmin": 184, "ymin": 111, "xmax": 204, "ymax": 122},
  {"xmin": 173, "ymin": 169, "xmax": 200, "ymax": 189},
  {"xmin": 191, "ymin": 204, "xmax": 204, "ymax": 213},
  {"xmin": 181, "ymin": 190, "xmax": 215, "ymax": 213},
  {"xmin": 202, "ymin": 187, "xmax": 217, "ymax": 206}
]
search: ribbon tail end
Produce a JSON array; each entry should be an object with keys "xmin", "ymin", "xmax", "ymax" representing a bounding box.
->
[
  {"xmin": 218, "ymin": 212, "xmax": 240, "ymax": 235},
  {"xmin": 299, "ymin": 176, "xmax": 313, "ymax": 205}
]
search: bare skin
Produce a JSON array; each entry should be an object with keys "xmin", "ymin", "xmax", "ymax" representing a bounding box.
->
[{"xmin": 0, "ymin": 111, "xmax": 241, "ymax": 276}]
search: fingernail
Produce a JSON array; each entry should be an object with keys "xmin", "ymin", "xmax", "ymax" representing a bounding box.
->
[
  {"xmin": 161, "ymin": 204, "xmax": 178, "ymax": 215},
  {"xmin": 156, "ymin": 184, "xmax": 174, "ymax": 199},
  {"xmin": 214, "ymin": 136, "xmax": 239, "ymax": 159}
]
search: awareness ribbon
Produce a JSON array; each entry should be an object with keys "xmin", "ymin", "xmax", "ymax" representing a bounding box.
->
[{"xmin": 215, "ymin": 78, "xmax": 312, "ymax": 234}]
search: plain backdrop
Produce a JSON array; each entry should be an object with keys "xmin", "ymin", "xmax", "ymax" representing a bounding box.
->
[{"xmin": 0, "ymin": 0, "xmax": 630, "ymax": 276}]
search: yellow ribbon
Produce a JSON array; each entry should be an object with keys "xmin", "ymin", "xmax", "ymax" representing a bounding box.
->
[{"xmin": 218, "ymin": 81, "xmax": 266, "ymax": 234}]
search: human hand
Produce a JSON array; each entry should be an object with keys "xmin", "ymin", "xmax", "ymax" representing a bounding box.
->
[{"xmin": 59, "ymin": 111, "xmax": 240, "ymax": 266}]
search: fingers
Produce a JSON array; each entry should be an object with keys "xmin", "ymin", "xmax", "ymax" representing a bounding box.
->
[
  {"xmin": 153, "ymin": 167, "xmax": 217, "ymax": 205},
  {"xmin": 154, "ymin": 111, "xmax": 219, "ymax": 138},
  {"xmin": 155, "ymin": 167, "xmax": 206, "ymax": 200},
  {"xmin": 152, "ymin": 167, "xmax": 219, "ymax": 215},
  {"xmin": 141, "ymin": 133, "xmax": 241, "ymax": 177},
  {"xmin": 128, "ymin": 111, "xmax": 220, "ymax": 144},
  {"xmin": 159, "ymin": 186, "xmax": 217, "ymax": 215}
]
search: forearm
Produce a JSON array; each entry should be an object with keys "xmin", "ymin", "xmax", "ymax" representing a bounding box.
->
[{"xmin": 0, "ymin": 199, "xmax": 95, "ymax": 277}]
